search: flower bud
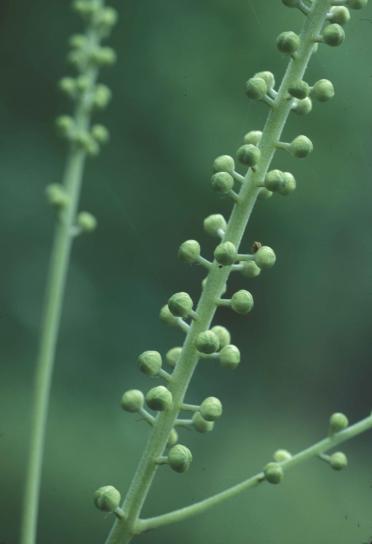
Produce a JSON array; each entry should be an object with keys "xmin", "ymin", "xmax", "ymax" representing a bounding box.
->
[
  {"xmin": 347, "ymin": 0, "xmax": 368, "ymax": 8},
  {"xmin": 46, "ymin": 184, "xmax": 69, "ymax": 208},
  {"xmin": 244, "ymin": 131, "xmax": 262, "ymax": 145},
  {"xmin": 213, "ymin": 155, "xmax": 235, "ymax": 174},
  {"xmin": 200, "ymin": 396, "xmax": 223, "ymax": 422},
  {"xmin": 219, "ymin": 344, "xmax": 241, "ymax": 369},
  {"xmin": 211, "ymin": 326, "xmax": 231, "ymax": 348},
  {"xmin": 77, "ymin": 211, "xmax": 97, "ymax": 233},
  {"xmin": 73, "ymin": 0, "xmax": 97, "ymax": 16},
  {"xmin": 214, "ymin": 242, "xmax": 238, "ymax": 266},
  {"xmin": 160, "ymin": 305, "xmax": 179, "ymax": 326},
  {"xmin": 55, "ymin": 115, "xmax": 75, "ymax": 138},
  {"xmin": 311, "ymin": 79, "xmax": 335, "ymax": 102},
  {"xmin": 255, "ymin": 246, "xmax": 276, "ymax": 268},
  {"xmin": 92, "ymin": 46, "xmax": 117, "ymax": 66},
  {"xmin": 58, "ymin": 77, "xmax": 77, "ymax": 97},
  {"xmin": 265, "ymin": 169, "xmax": 285, "ymax": 192},
  {"xmin": 292, "ymin": 97, "xmax": 312, "ymax": 116},
  {"xmin": 195, "ymin": 331, "xmax": 220, "ymax": 354},
  {"xmin": 96, "ymin": 6, "xmax": 118, "ymax": 28},
  {"xmin": 91, "ymin": 124, "xmax": 110, "ymax": 144},
  {"xmin": 76, "ymin": 75, "xmax": 90, "ymax": 92},
  {"xmin": 178, "ymin": 240, "xmax": 201, "ymax": 264},
  {"xmin": 192, "ymin": 412, "xmax": 215, "ymax": 433},
  {"xmin": 168, "ymin": 444, "xmax": 193, "ymax": 473},
  {"xmin": 278, "ymin": 172, "xmax": 296, "ymax": 196},
  {"xmin": 69, "ymin": 33, "xmax": 87, "ymax": 49},
  {"xmin": 168, "ymin": 428, "xmax": 179, "ymax": 447},
  {"xmin": 168, "ymin": 292, "xmax": 193, "ymax": 318},
  {"xmin": 322, "ymin": 24, "xmax": 345, "ymax": 46},
  {"xmin": 93, "ymin": 84, "xmax": 112, "ymax": 109},
  {"xmin": 245, "ymin": 77, "xmax": 267, "ymax": 100},
  {"xmin": 203, "ymin": 214, "xmax": 227, "ymax": 237},
  {"xmin": 236, "ymin": 144, "xmax": 261, "ymax": 167},
  {"xmin": 166, "ymin": 347, "xmax": 182, "ymax": 368},
  {"xmin": 329, "ymin": 412, "xmax": 349, "ymax": 434},
  {"xmin": 255, "ymin": 71, "xmax": 275, "ymax": 90},
  {"xmin": 240, "ymin": 261, "xmax": 261, "ymax": 278},
  {"xmin": 328, "ymin": 6, "xmax": 351, "ymax": 25},
  {"xmin": 277, "ymin": 31, "xmax": 300, "ymax": 54},
  {"xmin": 290, "ymin": 135, "xmax": 313, "ymax": 158},
  {"xmin": 273, "ymin": 449, "xmax": 292, "ymax": 462},
  {"xmin": 231, "ymin": 290, "xmax": 254, "ymax": 315},
  {"xmin": 137, "ymin": 351, "xmax": 162, "ymax": 376},
  {"xmin": 211, "ymin": 172, "xmax": 234, "ymax": 193},
  {"xmin": 264, "ymin": 462, "xmax": 284, "ymax": 484},
  {"xmin": 121, "ymin": 389, "xmax": 144, "ymax": 412},
  {"xmin": 146, "ymin": 386, "xmax": 173, "ymax": 411},
  {"xmin": 94, "ymin": 485, "xmax": 121, "ymax": 512},
  {"xmin": 257, "ymin": 188, "xmax": 273, "ymax": 200},
  {"xmin": 288, "ymin": 81, "xmax": 310, "ymax": 99},
  {"xmin": 330, "ymin": 451, "xmax": 348, "ymax": 471}
]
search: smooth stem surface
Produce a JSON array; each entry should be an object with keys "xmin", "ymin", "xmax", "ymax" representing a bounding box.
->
[{"xmin": 105, "ymin": 2, "xmax": 331, "ymax": 543}]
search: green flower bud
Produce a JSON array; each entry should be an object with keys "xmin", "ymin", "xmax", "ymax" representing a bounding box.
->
[
  {"xmin": 167, "ymin": 428, "xmax": 179, "ymax": 446},
  {"xmin": 146, "ymin": 386, "xmax": 173, "ymax": 411},
  {"xmin": 231, "ymin": 290, "xmax": 254, "ymax": 315},
  {"xmin": 93, "ymin": 84, "xmax": 112, "ymax": 109},
  {"xmin": 214, "ymin": 242, "xmax": 238, "ymax": 266},
  {"xmin": 73, "ymin": 0, "xmax": 97, "ymax": 16},
  {"xmin": 45, "ymin": 184, "xmax": 69, "ymax": 208},
  {"xmin": 328, "ymin": 6, "xmax": 351, "ymax": 25},
  {"xmin": 69, "ymin": 33, "xmax": 87, "ymax": 49},
  {"xmin": 75, "ymin": 75, "xmax": 90, "ymax": 93},
  {"xmin": 219, "ymin": 344, "xmax": 241, "ymax": 369},
  {"xmin": 168, "ymin": 444, "xmax": 193, "ymax": 473},
  {"xmin": 290, "ymin": 135, "xmax": 313, "ymax": 158},
  {"xmin": 168, "ymin": 292, "xmax": 193, "ymax": 318},
  {"xmin": 210, "ymin": 326, "xmax": 231, "ymax": 348},
  {"xmin": 178, "ymin": 240, "xmax": 201, "ymax": 264},
  {"xmin": 195, "ymin": 330, "xmax": 220, "ymax": 354},
  {"xmin": 75, "ymin": 132, "xmax": 99, "ymax": 156},
  {"xmin": 200, "ymin": 396, "xmax": 223, "ymax": 422},
  {"xmin": 277, "ymin": 31, "xmax": 300, "ymax": 54},
  {"xmin": 330, "ymin": 451, "xmax": 348, "ymax": 471},
  {"xmin": 288, "ymin": 81, "xmax": 310, "ymax": 99},
  {"xmin": 245, "ymin": 77, "xmax": 268, "ymax": 100},
  {"xmin": 347, "ymin": 0, "xmax": 368, "ymax": 8},
  {"xmin": 203, "ymin": 214, "xmax": 227, "ymax": 237},
  {"xmin": 94, "ymin": 485, "xmax": 121, "ymax": 512},
  {"xmin": 160, "ymin": 305, "xmax": 179, "ymax": 326},
  {"xmin": 257, "ymin": 188, "xmax": 273, "ymax": 200},
  {"xmin": 211, "ymin": 172, "xmax": 234, "ymax": 193},
  {"xmin": 77, "ymin": 211, "xmax": 97, "ymax": 233},
  {"xmin": 121, "ymin": 389, "xmax": 144, "ymax": 412},
  {"xmin": 213, "ymin": 155, "xmax": 235, "ymax": 174},
  {"xmin": 255, "ymin": 246, "xmax": 276, "ymax": 268},
  {"xmin": 244, "ymin": 131, "xmax": 263, "ymax": 145},
  {"xmin": 91, "ymin": 46, "xmax": 117, "ymax": 66},
  {"xmin": 67, "ymin": 50, "xmax": 87, "ymax": 69},
  {"xmin": 240, "ymin": 261, "xmax": 261, "ymax": 278},
  {"xmin": 265, "ymin": 169, "xmax": 285, "ymax": 192},
  {"xmin": 192, "ymin": 412, "xmax": 215, "ymax": 433},
  {"xmin": 96, "ymin": 6, "xmax": 119, "ymax": 28},
  {"xmin": 236, "ymin": 144, "xmax": 261, "ymax": 167},
  {"xmin": 273, "ymin": 449, "xmax": 292, "ymax": 462},
  {"xmin": 91, "ymin": 124, "xmax": 110, "ymax": 144},
  {"xmin": 166, "ymin": 347, "xmax": 182, "ymax": 368},
  {"xmin": 292, "ymin": 97, "xmax": 313, "ymax": 116},
  {"xmin": 255, "ymin": 71, "xmax": 275, "ymax": 90},
  {"xmin": 322, "ymin": 24, "xmax": 345, "ymax": 46},
  {"xmin": 278, "ymin": 172, "xmax": 296, "ymax": 196},
  {"xmin": 329, "ymin": 412, "xmax": 349, "ymax": 434},
  {"xmin": 55, "ymin": 115, "xmax": 75, "ymax": 138},
  {"xmin": 137, "ymin": 351, "xmax": 162, "ymax": 376},
  {"xmin": 264, "ymin": 462, "xmax": 284, "ymax": 484},
  {"xmin": 58, "ymin": 77, "xmax": 77, "ymax": 97},
  {"xmin": 311, "ymin": 79, "xmax": 335, "ymax": 102}
]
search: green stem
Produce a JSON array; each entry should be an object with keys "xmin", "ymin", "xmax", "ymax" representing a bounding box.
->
[
  {"xmin": 105, "ymin": 2, "xmax": 332, "ymax": 543},
  {"xmin": 139, "ymin": 413, "xmax": 372, "ymax": 531}
]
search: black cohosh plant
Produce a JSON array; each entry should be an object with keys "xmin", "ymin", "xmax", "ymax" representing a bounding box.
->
[{"xmin": 21, "ymin": 1, "xmax": 371, "ymax": 544}]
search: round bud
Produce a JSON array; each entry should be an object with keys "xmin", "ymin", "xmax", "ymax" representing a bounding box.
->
[
  {"xmin": 178, "ymin": 240, "xmax": 201, "ymax": 264},
  {"xmin": 330, "ymin": 451, "xmax": 348, "ymax": 471},
  {"xmin": 167, "ymin": 428, "xmax": 179, "ymax": 446},
  {"xmin": 290, "ymin": 135, "xmax": 313, "ymax": 158},
  {"xmin": 77, "ymin": 211, "xmax": 97, "ymax": 233},
  {"xmin": 195, "ymin": 331, "xmax": 220, "ymax": 354},
  {"xmin": 93, "ymin": 84, "xmax": 112, "ymax": 109},
  {"xmin": 166, "ymin": 346, "xmax": 182, "ymax": 368},
  {"xmin": 75, "ymin": 76, "xmax": 90, "ymax": 93},
  {"xmin": 160, "ymin": 305, "xmax": 179, "ymax": 327},
  {"xmin": 273, "ymin": 449, "xmax": 292, "ymax": 462},
  {"xmin": 211, "ymin": 172, "xmax": 234, "ymax": 194},
  {"xmin": 94, "ymin": 485, "xmax": 121, "ymax": 512},
  {"xmin": 168, "ymin": 292, "xmax": 193, "ymax": 318},
  {"xmin": 211, "ymin": 325, "xmax": 231, "ymax": 348},
  {"xmin": 288, "ymin": 81, "xmax": 310, "ymax": 100},
  {"xmin": 213, "ymin": 155, "xmax": 235, "ymax": 174},
  {"xmin": 240, "ymin": 261, "xmax": 261, "ymax": 279},
  {"xmin": 277, "ymin": 31, "xmax": 300, "ymax": 54},
  {"xmin": 231, "ymin": 290, "xmax": 254, "ymax": 315},
  {"xmin": 236, "ymin": 144, "xmax": 261, "ymax": 167},
  {"xmin": 46, "ymin": 184, "xmax": 69, "ymax": 208},
  {"xmin": 282, "ymin": 0, "xmax": 299, "ymax": 6},
  {"xmin": 200, "ymin": 396, "xmax": 223, "ymax": 422},
  {"xmin": 91, "ymin": 124, "xmax": 110, "ymax": 144},
  {"xmin": 219, "ymin": 344, "xmax": 241, "ymax": 369},
  {"xmin": 278, "ymin": 172, "xmax": 296, "ymax": 196},
  {"xmin": 292, "ymin": 97, "xmax": 313, "ymax": 116},
  {"xmin": 311, "ymin": 79, "xmax": 335, "ymax": 102},
  {"xmin": 255, "ymin": 246, "xmax": 276, "ymax": 269},
  {"xmin": 214, "ymin": 241, "xmax": 238, "ymax": 266},
  {"xmin": 92, "ymin": 46, "xmax": 117, "ymax": 66},
  {"xmin": 245, "ymin": 77, "xmax": 267, "ymax": 100},
  {"xmin": 97, "ymin": 6, "xmax": 118, "ymax": 28},
  {"xmin": 146, "ymin": 386, "xmax": 173, "ymax": 411},
  {"xmin": 244, "ymin": 131, "xmax": 262, "ymax": 145},
  {"xmin": 58, "ymin": 77, "xmax": 77, "ymax": 97},
  {"xmin": 322, "ymin": 24, "xmax": 345, "ymax": 46},
  {"xmin": 69, "ymin": 33, "xmax": 87, "ymax": 49},
  {"xmin": 121, "ymin": 389, "xmax": 144, "ymax": 412},
  {"xmin": 328, "ymin": 6, "xmax": 351, "ymax": 25},
  {"xmin": 55, "ymin": 115, "xmax": 74, "ymax": 137},
  {"xmin": 255, "ymin": 71, "xmax": 275, "ymax": 90},
  {"xmin": 347, "ymin": 0, "xmax": 368, "ymax": 8},
  {"xmin": 329, "ymin": 412, "xmax": 349, "ymax": 434},
  {"xmin": 203, "ymin": 214, "xmax": 227, "ymax": 237},
  {"xmin": 192, "ymin": 412, "xmax": 215, "ymax": 433},
  {"xmin": 258, "ymin": 188, "xmax": 273, "ymax": 200},
  {"xmin": 137, "ymin": 350, "xmax": 162, "ymax": 376},
  {"xmin": 168, "ymin": 444, "xmax": 193, "ymax": 473},
  {"xmin": 265, "ymin": 169, "xmax": 285, "ymax": 192},
  {"xmin": 264, "ymin": 462, "xmax": 284, "ymax": 484}
]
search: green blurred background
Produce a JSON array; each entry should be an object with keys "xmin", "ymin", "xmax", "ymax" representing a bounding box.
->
[{"xmin": 1, "ymin": 1, "xmax": 372, "ymax": 543}]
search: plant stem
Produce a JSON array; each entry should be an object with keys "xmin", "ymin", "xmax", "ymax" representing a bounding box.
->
[{"xmin": 104, "ymin": 2, "xmax": 333, "ymax": 543}]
